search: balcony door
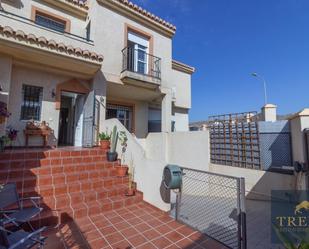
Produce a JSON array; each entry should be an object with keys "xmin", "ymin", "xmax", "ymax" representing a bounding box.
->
[{"xmin": 128, "ymin": 31, "xmax": 149, "ymax": 75}]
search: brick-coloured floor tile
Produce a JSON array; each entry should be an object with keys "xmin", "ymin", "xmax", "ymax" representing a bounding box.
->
[
  {"xmin": 142, "ymin": 229, "xmax": 161, "ymax": 241},
  {"xmin": 151, "ymin": 236, "xmax": 172, "ymax": 248},
  {"xmin": 100, "ymin": 225, "xmax": 117, "ymax": 236},
  {"xmin": 105, "ymin": 232, "xmax": 125, "ymax": 245},
  {"xmin": 136, "ymin": 242, "xmax": 157, "ymax": 249},
  {"xmin": 111, "ymin": 240, "xmax": 133, "ymax": 249},
  {"xmin": 88, "ymin": 238, "xmax": 109, "ymax": 249},
  {"xmin": 165, "ymin": 231, "xmax": 184, "ymax": 243},
  {"xmin": 135, "ymin": 222, "xmax": 152, "ymax": 233},
  {"xmin": 120, "ymin": 227, "xmax": 139, "ymax": 238},
  {"xmin": 127, "ymin": 234, "xmax": 147, "ymax": 247}
]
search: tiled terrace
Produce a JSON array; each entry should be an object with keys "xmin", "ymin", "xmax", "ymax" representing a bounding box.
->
[
  {"xmin": 0, "ymin": 147, "xmax": 228, "ymax": 249},
  {"xmin": 44, "ymin": 202, "xmax": 228, "ymax": 249}
]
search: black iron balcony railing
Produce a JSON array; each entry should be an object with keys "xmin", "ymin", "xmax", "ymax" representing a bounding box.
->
[{"xmin": 122, "ymin": 47, "xmax": 161, "ymax": 80}]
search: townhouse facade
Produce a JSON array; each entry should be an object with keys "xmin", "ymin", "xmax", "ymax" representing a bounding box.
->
[{"xmin": 0, "ymin": 0, "xmax": 194, "ymax": 147}]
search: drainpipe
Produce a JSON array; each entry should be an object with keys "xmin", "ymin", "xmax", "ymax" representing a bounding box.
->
[{"xmin": 304, "ymin": 129, "xmax": 309, "ymax": 189}]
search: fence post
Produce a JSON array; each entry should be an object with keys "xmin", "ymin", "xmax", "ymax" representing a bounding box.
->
[{"xmin": 240, "ymin": 177, "xmax": 247, "ymax": 249}]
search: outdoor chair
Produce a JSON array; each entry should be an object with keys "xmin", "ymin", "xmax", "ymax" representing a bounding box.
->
[
  {"xmin": 0, "ymin": 218, "xmax": 46, "ymax": 249},
  {"xmin": 0, "ymin": 183, "xmax": 43, "ymax": 231}
]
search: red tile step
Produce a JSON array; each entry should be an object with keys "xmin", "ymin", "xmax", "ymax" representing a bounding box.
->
[
  {"xmin": 1, "ymin": 166, "xmax": 118, "ymax": 182},
  {"xmin": 0, "ymin": 148, "xmax": 108, "ymax": 161},
  {"xmin": 30, "ymin": 192, "xmax": 144, "ymax": 227}
]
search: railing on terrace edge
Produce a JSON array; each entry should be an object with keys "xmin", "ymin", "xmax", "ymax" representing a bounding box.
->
[
  {"xmin": 175, "ymin": 167, "xmax": 247, "ymax": 249},
  {"xmin": 0, "ymin": 9, "xmax": 93, "ymax": 43},
  {"xmin": 122, "ymin": 46, "xmax": 161, "ymax": 80}
]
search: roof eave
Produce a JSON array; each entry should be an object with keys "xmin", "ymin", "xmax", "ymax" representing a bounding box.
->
[{"xmin": 97, "ymin": 0, "xmax": 176, "ymax": 38}]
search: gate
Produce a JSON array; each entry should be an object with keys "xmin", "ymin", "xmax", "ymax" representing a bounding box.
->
[
  {"xmin": 209, "ymin": 112, "xmax": 261, "ymax": 170},
  {"xmin": 176, "ymin": 168, "xmax": 246, "ymax": 249}
]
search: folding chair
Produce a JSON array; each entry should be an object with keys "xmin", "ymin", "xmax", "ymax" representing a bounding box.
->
[
  {"xmin": 0, "ymin": 218, "xmax": 46, "ymax": 249},
  {"xmin": 0, "ymin": 183, "xmax": 42, "ymax": 231}
]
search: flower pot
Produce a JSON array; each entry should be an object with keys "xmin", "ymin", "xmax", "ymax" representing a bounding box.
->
[
  {"xmin": 116, "ymin": 166, "xmax": 128, "ymax": 177},
  {"xmin": 100, "ymin": 140, "xmax": 110, "ymax": 150},
  {"xmin": 106, "ymin": 151, "xmax": 118, "ymax": 162},
  {"xmin": 125, "ymin": 188, "xmax": 136, "ymax": 196}
]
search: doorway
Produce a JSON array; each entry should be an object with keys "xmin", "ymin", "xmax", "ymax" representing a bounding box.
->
[{"xmin": 58, "ymin": 91, "xmax": 85, "ymax": 146}]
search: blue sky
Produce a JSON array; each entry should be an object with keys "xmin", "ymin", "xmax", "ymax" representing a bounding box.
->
[{"xmin": 133, "ymin": 0, "xmax": 309, "ymax": 121}]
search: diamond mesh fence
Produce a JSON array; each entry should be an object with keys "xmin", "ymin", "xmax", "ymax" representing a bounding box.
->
[{"xmin": 176, "ymin": 168, "xmax": 246, "ymax": 249}]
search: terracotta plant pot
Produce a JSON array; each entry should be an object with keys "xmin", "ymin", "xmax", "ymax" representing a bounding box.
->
[
  {"xmin": 100, "ymin": 140, "xmax": 110, "ymax": 150},
  {"xmin": 116, "ymin": 166, "xmax": 128, "ymax": 177},
  {"xmin": 125, "ymin": 188, "xmax": 136, "ymax": 196}
]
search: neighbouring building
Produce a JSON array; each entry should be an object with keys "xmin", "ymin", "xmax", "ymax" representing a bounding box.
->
[{"xmin": 0, "ymin": 0, "xmax": 194, "ymax": 147}]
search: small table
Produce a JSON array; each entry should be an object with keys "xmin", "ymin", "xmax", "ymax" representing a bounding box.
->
[{"xmin": 24, "ymin": 129, "xmax": 52, "ymax": 147}]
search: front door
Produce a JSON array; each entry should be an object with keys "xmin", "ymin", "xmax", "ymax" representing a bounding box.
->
[
  {"xmin": 74, "ymin": 94, "xmax": 84, "ymax": 146},
  {"xmin": 82, "ymin": 90, "xmax": 95, "ymax": 147},
  {"xmin": 58, "ymin": 108, "xmax": 69, "ymax": 145}
]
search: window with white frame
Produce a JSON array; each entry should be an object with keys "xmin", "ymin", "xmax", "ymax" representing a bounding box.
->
[
  {"xmin": 20, "ymin": 85, "xmax": 43, "ymax": 121},
  {"xmin": 127, "ymin": 31, "xmax": 149, "ymax": 75}
]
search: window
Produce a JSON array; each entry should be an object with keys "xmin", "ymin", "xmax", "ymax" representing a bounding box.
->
[
  {"xmin": 86, "ymin": 21, "xmax": 91, "ymax": 41},
  {"xmin": 35, "ymin": 11, "xmax": 67, "ymax": 33},
  {"xmin": 127, "ymin": 31, "xmax": 149, "ymax": 75},
  {"xmin": 20, "ymin": 85, "xmax": 43, "ymax": 121},
  {"xmin": 106, "ymin": 104, "xmax": 133, "ymax": 132}
]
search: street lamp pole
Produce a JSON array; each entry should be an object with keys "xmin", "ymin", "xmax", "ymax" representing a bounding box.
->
[{"xmin": 251, "ymin": 72, "xmax": 268, "ymax": 105}]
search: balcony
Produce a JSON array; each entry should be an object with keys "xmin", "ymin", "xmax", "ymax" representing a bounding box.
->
[
  {"xmin": 121, "ymin": 46, "xmax": 161, "ymax": 89},
  {"xmin": 0, "ymin": 9, "xmax": 102, "ymax": 79}
]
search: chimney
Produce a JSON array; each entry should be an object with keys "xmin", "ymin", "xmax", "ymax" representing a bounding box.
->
[{"xmin": 261, "ymin": 104, "xmax": 277, "ymax": 122}]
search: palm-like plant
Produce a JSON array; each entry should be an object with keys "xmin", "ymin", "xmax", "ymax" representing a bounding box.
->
[{"xmin": 273, "ymin": 224, "xmax": 309, "ymax": 249}]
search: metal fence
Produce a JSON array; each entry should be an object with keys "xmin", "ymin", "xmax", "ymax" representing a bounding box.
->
[
  {"xmin": 258, "ymin": 121, "xmax": 293, "ymax": 171},
  {"xmin": 176, "ymin": 168, "xmax": 246, "ymax": 249},
  {"xmin": 209, "ymin": 112, "xmax": 261, "ymax": 170}
]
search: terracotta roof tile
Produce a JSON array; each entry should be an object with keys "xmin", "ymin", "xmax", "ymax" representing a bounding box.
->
[
  {"xmin": 111, "ymin": 0, "xmax": 176, "ymax": 32},
  {"xmin": 0, "ymin": 25, "xmax": 103, "ymax": 64},
  {"xmin": 65, "ymin": 0, "xmax": 89, "ymax": 10}
]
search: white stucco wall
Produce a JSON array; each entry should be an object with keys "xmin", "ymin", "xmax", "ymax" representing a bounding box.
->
[
  {"xmin": 1, "ymin": 0, "xmax": 89, "ymax": 39},
  {"xmin": 209, "ymin": 164, "xmax": 296, "ymax": 201},
  {"xmin": 102, "ymin": 119, "xmax": 170, "ymax": 211},
  {"xmin": 171, "ymin": 68, "xmax": 191, "ymax": 109},
  {"xmin": 7, "ymin": 66, "xmax": 70, "ymax": 146},
  {"xmin": 145, "ymin": 131, "xmax": 210, "ymax": 171}
]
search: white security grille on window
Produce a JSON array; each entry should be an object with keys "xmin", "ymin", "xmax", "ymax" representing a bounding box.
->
[{"xmin": 20, "ymin": 85, "xmax": 43, "ymax": 121}]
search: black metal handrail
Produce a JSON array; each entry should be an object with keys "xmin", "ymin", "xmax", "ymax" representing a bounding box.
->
[{"xmin": 122, "ymin": 47, "xmax": 161, "ymax": 80}]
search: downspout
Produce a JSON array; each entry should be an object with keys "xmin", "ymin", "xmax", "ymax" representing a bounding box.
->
[{"xmin": 304, "ymin": 129, "xmax": 309, "ymax": 189}]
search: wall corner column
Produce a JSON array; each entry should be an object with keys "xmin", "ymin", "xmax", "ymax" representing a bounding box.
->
[{"xmin": 161, "ymin": 88, "xmax": 172, "ymax": 133}]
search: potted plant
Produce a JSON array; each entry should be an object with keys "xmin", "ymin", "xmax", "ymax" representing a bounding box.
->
[
  {"xmin": 6, "ymin": 126, "xmax": 18, "ymax": 147},
  {"xmin": 126, "ymin": 162, "xmax": 136, "ymax": 196},
  {"xmin": 106, "ymin": 125, "xmax": 118, "ymax": 162},
  {"xmin": 98, "ymin": 131, "xmax": 111, "ymax": 150},
  {"xmin": 116, "ymin": 131, "xmax": 129, "ymax": 177}
]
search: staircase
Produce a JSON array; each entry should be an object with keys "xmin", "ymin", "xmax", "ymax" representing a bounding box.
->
[{"xmin": 0, "ymin": 147, "xmax": 143, "ymax": 227}]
